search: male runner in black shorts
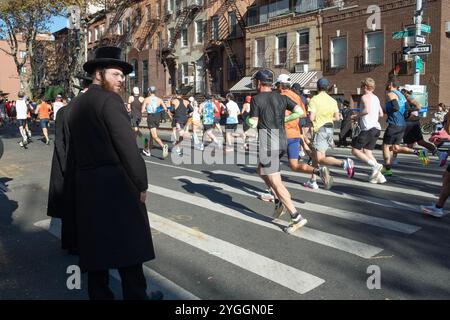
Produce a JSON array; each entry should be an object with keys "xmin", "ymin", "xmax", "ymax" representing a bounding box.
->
[{"xmin": 247, "ymin": 69, "xmax": 307, "ymax": 234}]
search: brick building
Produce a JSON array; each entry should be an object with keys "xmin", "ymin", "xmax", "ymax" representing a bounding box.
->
[{"xmin": 321, "ymin": 0, "xmax": 450, "ymax": 110}]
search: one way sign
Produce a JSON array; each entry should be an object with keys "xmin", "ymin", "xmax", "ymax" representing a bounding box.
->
[{"xmin": 403, "ymin": 44, "xmax": 432, "ymax": 55}]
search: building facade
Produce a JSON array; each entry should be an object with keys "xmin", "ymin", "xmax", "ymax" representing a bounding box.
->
[{"xmin": 321, "ymin": 0, "xmax": 450, "ymax": 109}]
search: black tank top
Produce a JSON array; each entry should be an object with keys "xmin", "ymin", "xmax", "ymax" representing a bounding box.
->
[
  {"xmin": 130, "ymin": 96, "xmax": 142, "ymax": 117},
  {"xmin": 173, "ymin": 99, "xmax": 188, "ymax": 121}
]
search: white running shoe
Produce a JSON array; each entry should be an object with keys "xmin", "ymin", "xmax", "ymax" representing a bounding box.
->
[
  {"xmin": 319, "ymin": 166, "xmax": 333, "ymax": 190},
  {"xmin": 370, "ymin": 173, "xmax": 386, "ymax": 184},
  {"xmin": 343, "ymin": 158, "xmax": 355, "ymax": 178},
  {"xmin": 303, "ymin": 180, "xmax": 319, "ymax": 190},
  {"xmin": 420, "ymin": 204, "xmax": 445, "ymax": 218},
  {"xmin": 370, "ymin": 163, "xmax": 384, "ymax": 180},
  {"xmin": 162, "ymin": 144, "xmax": 169, "ymax": 158},
  {"xmin": 142, "ymin": 149, "xmax": 151, "ymax": 157},
  {"xmin": 284, "ymin": 216, "xmax": 308, "ymax": 234}
]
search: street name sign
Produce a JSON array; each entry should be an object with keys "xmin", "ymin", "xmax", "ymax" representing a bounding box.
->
[{"xmin": 402, "ymin": 44, "xmax": 432, "ymax": 55}]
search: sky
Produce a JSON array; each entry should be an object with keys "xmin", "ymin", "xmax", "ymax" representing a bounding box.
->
[{"xmin": 49, "ymin": 15, "xmax": 68, "ymax": 33}]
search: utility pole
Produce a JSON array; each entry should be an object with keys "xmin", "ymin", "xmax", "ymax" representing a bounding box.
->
[{"xmin": 413, "ymin": 0, "xmax": 423, "ymax": 85}]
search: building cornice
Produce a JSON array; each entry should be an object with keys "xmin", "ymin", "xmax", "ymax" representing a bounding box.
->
[{"xmin": 247, "ymin": 12, "xmax": 318, "ymax": 34}]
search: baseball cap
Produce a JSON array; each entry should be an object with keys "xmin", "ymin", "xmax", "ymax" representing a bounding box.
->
[
  {"xmin": 275, "ymin": 74, "xmax": 292, "ymax": 85},
  {"xmin": 317, "ymin": 78, "xmax": 330, "ymax": 90},
  {"xmin": 251, "ymin": 69, "xmax": 274, "ymax": 84}
]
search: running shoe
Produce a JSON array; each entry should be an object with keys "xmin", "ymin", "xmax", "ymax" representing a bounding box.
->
[
  {"xmin": 174, "ymin": 147, "xmax": 183, "ymax": 156},
  {"xmin": 284, "ymin": 215, "xmax": 308, "ymax": 234},
  {"xmin": 439, "ymin": 151, "xmax": 448, "ymax": 167},
  {"xmin": 420, "ymin": 204, "xmax": 445, "ymax": 218},
  {"xmin": 370, "ymin": 173, "xmax": 387, "ymax": 184},
  {"xmin": 142, "ymin": 149, "xmax": 151, "ymax": 157},
  {"xmin": 303, "ymin": 180, "xmax": 319, "ymax": 190},
  {"xmin": 195, "ymin": 143, "xmax": 205, "ymax": 151},
  {"xmin": 162, "ymin": 144, "xmax": 169, "ymax": 158},
  {"xmin": 19, "ymin": 140, "xmax": 28, "ymax": 149},
  {"xmin": 319, "ymin": 166, "xmax": 333, "ymax": 190},
  {"xmin": 417, "ymin": 149, "xmax": 429, "ymax": 166},
  {"xmin": 343, "ymin": 158, "xmax": 355, "ymax": 178},
  {"xmin": 273, "ymin": 201, "xmax": 287, "ymax": 219},
  {"xmin": 381, "ymin": 168, "xmax": 392, "ymax": 176},
  {"xmin": 369, "ymin": 163, "xmax": 384, "ymax": 180}
]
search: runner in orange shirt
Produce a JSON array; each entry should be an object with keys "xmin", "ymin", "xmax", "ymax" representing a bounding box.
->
[{"xmin": 35, "ymin": 99, "xmax": 52, "ymax": 144}]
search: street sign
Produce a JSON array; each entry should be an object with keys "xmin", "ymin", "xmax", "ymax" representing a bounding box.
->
[
  {"xmin": 420, "ymin": 24, "xmax": 431, "ymax": 33},
  {"xmin": 392, "ymin": 29, "xmax": 415, "ymax": 39},
  {"xmin": 402, "ymin": 44, "xmax": 432, "ymax": 55},
  {"xmin": 415, "ymin": 35, "xmax": 426, "ymax": 44},
  {"xmin": 415, "ymin": 57, "xmax": 423, "ymax": 73}
]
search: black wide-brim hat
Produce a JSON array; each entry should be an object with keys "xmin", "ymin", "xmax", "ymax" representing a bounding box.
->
[{"xmin": 83, "ymin": 46, "xmax": 133, "ymax": 75}]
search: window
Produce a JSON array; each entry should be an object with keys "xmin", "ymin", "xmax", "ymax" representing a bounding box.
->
[
  {"xmin": 276, "ymin": 33, "xmax": 287, "ymax": 65},
  {"xmin": 229, "ymin": 12, "xmax": 237, "ymax": 38},
  {"xmin": 131, "ymin": 59, "xmax": 138, "ymax": 87},
  {"xmin": 142, "ymin": 60, "xmax": 149, "ymax": 93},
  {"xmin": 330, "ymin": 37, "xmax": 347, "ymax": 68},
  {"xmin": 88, "ymin": 30, "xmax": 92, "ymax": 43},
  {"xmin": 126, "ymin": 17, "xmax": 131, "ymax": 33},
  {"xmin": 211, "ymin": 16, "xmax": 219, "ymax": 40},
  {"xmin": 259, "ymin": 5, "xmax": 268, "ymax": 24},
  {"xmin": 228, "ymin": 60, "xmax": 238, "ymax": 81},
  {"xmin": 168, "ymin": 27, "xmax": 175, "ymax": 42},
  {"xmin": 146, "ymin": 5, "xmax": 151, "ymax": 21},
  {"xmin": 21, "ymin": 66, "xmax": 27, "ymax": 74},
  {"xmin": 167, "ymin": 0, "xmax": 174, "ymax": 12},
  {"xmin": 268, "ymin": 0, "xmax": 289, "ymax": 19},
  {"xmin": 157, "ymin": 32, "xmax": 161, "ymax": 49},
  {"xmin": 94, "ymin": 27, "xmax": 99, "ymax": 41},
  {"xmin": 255, "ymin": 38, "xmax": 265, "ymax": 67},
  {"xmin": 365, "ymin": 31, "xmax": 384, "ymax": 65},
  {"xmin": 181, "ymin": 62, "xmax": 189, "ymax": 84},
  {"xmin": 247, "ymin": 6, "xmax": 258, "ymax": 26},
  {"xmin": 297, "ymin": 29, "xmax": 309, "ymax": 63},
  {"xmin": 156, "ymin": 1, "xmax": 160, "ymax": 20},
  {"xmin": 117, "ymin": 21, "xmax": 123, "ymax": 35},
  {"xmin": 181, "ymin": 28, "xmax": 188, "ymax": 47},
  {"xmin": 99, "ymin": 25, "xmax": 104, "ymax": 38},
  {"xmin": 195, "ymin": 21, "xmax": 203, "ymax": 44},
  {"xmin": 19, "ymin": 50, "xmax": 27, "ymax": 59}
]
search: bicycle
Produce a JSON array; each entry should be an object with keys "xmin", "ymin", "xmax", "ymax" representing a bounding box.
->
[{"xmin": 421, "ymin": 118, "xmax": 442, "ymax": 135}]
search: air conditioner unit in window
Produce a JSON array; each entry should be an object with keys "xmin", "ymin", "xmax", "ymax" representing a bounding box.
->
[
  {"xmin": 445, "ymin": 22, "xmax": 450, "ymax": 34},
  {"xmin": 295, "ymin": 63, "xmax": 309, "ymax": 73}
]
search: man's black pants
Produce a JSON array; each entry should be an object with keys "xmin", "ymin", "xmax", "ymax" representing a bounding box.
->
[{"xmin": 87, "ymin": 264, "xmax": 148, "ymax": 300}]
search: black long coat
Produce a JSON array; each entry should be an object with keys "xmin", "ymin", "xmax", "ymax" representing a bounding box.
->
[{"xmin": 68, "ymin": 84, "xmax": 155, "ymax": 272}]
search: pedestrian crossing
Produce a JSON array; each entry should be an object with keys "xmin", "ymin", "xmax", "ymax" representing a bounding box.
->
[{"xmin": 37, "ymin": 156, "xmax": 446, "ymax": 299}]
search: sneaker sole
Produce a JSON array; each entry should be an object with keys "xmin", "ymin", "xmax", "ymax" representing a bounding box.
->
[
  {"xmin": 321, "ymin": 167, "xmax": 333, "ymax": 190},
  {"xmin": 284, "ymin": 219, "xmax": 308, "ymax": 234}
]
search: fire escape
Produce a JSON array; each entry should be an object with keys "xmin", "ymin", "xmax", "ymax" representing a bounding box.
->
[
  {"xmin": 204, "ymin": 0, "xmax": 246, "ymax": 94},
  {"xmin": 99, "ymin": 0, "xmax": 139, "ymax": 47},
  {"xmin": 135, "ymin": 16, "xmax": 160, "ymax": 51},
  {"xmin": 160, "ymin": 0, "xmax": 202, "ymax": 92}
]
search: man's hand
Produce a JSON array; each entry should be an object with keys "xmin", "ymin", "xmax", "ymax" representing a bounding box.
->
[{"xmin": 140, "ymin": 191, "xmax": 147, "ymax": 204}]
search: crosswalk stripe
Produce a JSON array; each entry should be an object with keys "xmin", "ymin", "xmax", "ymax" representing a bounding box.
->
[
  {"xmin": 148, "ymin": 184, "xmax": 384, "ymax": 259},
  {"xmin": 148, "ymin": 212, "xmax": 325, "ymax": 294},
  {"xmin": 33, "ymin": 218, "xmax": 200, "ymax": 300},
  {"xmin": 144, "ymin": 160, "xmax": 424, "ymax": 212},
  {"xmin": 211, "ymin": 170, "xmax": 422, "ymax": 234},
  {"xmin": 276, "ymin": 170, "xmax": 436, "ymax": 198}
]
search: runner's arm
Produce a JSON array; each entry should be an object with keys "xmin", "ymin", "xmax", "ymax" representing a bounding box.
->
[
  {"xmin": 407, "ymin": 97, "xmax": 421, "ymax": 111},
  {"xmin": 284, "ymin": 105, "xmax": 304, "ymax": 122},
  {"xmin": 141, "ymin": 98, "xmax": 147, "ymax": 114}
]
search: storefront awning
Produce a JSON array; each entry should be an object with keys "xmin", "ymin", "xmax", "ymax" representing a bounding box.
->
[{"xmin": 230, "ymin": 71, "xmax": 323, "ymax": 92}]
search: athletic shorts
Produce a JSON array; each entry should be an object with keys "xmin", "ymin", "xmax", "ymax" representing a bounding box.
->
[
  {"xmin": 225, "ymin": 124, "xmax": 238, "ymax": 131},
  {"xmin": 17, "ymin": 119, "xmax": 27, "ymax": 127},
  {"xmin": 147, "ymin": 114, "xmax": 160, "ymax": 129},
  {"xmin": 214, "ymin": 116, "xmax": 221, "ymax": 124},
  {"xmin": 40, "ymin": 119, "xmax": 49, "ymax": 129},
  {"xmin": 311, "ymin": 125, "xmax": 334, "ymax": 153},
  {"xmin": 287, "ymin": 138, "xmax": 301, "ymax": 160},
  {"xmin": 383, "ymin": 125, "xmax": 406, "ymax": 145},
  {"xmin": 352, "ymin": 127, "xmax": 380, "ymax": 150},
  {"xmin": 203, "ymin": 124, "xmax": 214, "ymax": 131},
  {"xmin": 130, "ymin": 114, "xmax": 141, "ymax": 128},
  {"xmin": 259, "ymin": 149, "xmax": 286, "ymax": 176},
  {"xmin": 403, "ymin": 120, "xmax": 423, "ymax": 144},
  {"xmin": 172, "ymin": 118, "xmax": 187, "ymax": 130}
]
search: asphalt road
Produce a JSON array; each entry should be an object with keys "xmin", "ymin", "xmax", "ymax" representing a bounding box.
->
[{"xmin": 1, "ymin": 121, "xmax": 449, "ymax": 300}]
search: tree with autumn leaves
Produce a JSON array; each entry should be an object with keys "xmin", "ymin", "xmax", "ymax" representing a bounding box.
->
[{"xmin": 0, "ymin": 0, "xmax": 120, "ymax": 98}]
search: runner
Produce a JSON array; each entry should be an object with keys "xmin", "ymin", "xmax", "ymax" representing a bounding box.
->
[
  {"xmin": 396, "ymin": 88, "xmax": 446, "ymax": 164},
  {"xmin": 350, "ymin": 78, "xmax": 386, "ymax": 184},
  {"xmin": 52, "ymin": 95, "xmax": 65, "ymax": 121},
  {"xmin": 224, "ymin": 93, "xmax": 242, "ymax": 152},
  {"xmin": 199, "ymin": 94, "xmax": 220, "ymax": 150},
  {"xmin": 36, "ymin": 98, "xmax": 52, "ymax": 145},
  {"xmin": 275, "ymin": 74, "xmax": 332, "ymax": 190},
  {"xmin": 304, "ymin": 78, "xmax": 355, "ymax": 190},
  {"xmin": 141, "ymin": 86, "xmax": 169, "ymax": 158},
  {"xmin": 241, "ymin": 95, "xmax": 252, "ymax": 151},
  {"xmin": 16, "ymin": 92, "xmax": 31, "ymax": 148},
  {"xmin": 213, "ymin": 96, "xmax": 223, "ymax": 136},
  {"xmin": 247, "ymin": 69, "xmax": 308, "ymax": 234},
  {"xmin": 381, "ymin": 79, "xmax": 427, "ymax": 177},
  {"xmin": 127, "ymin": 87, "xmax": 145, "ymax": 139},
  {"xmin": 170, "ymin": 93, "xmax": 191, "ymax": 156}
]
